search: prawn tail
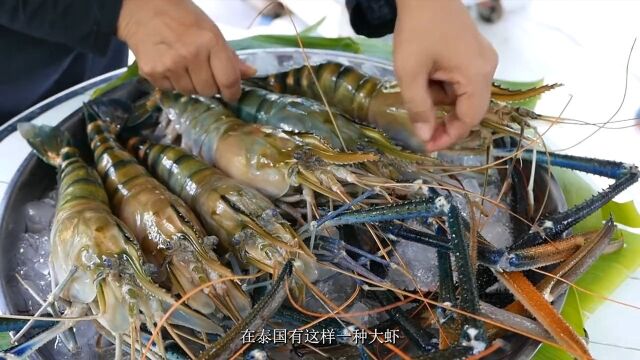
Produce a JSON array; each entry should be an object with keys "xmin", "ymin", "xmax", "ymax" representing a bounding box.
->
[
  {"xmin": 87, "ymin": 96, "xmax": 161, "ymax": 140},
  {"xmin": 18, "ymin": 123, "xmax": 72, "ymax": 167}
]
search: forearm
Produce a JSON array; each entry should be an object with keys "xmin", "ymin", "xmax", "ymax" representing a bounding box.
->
[{"xmin": 0, "ymin": 0, "xmax": 122, "ymax": 54}]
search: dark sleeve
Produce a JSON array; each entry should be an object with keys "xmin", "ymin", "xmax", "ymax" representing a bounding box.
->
[
  {"xmin": 0, "ymin": 0, "xmax": 123, "ymax": 55},
  {"xmin": 346, "ymin": 0, "xmax": 396, "ymax": 38}
]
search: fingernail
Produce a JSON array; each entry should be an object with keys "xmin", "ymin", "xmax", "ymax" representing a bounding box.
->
[
  {"xmin": 424, "ymin": 142, "xmax": 438, "ymax": 153},
  {"xmin": 243, "ymin": 62, "xmax": 257, "ymax": 75},
  {"xmin": 414, "ymin": 122, "xmax": 433, "ymax": 142}
]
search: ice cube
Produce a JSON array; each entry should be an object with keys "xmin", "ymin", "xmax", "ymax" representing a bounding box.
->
[
  {"xmin": 24, "ymin": 199, "xmax": 55, "ymax": 233},
  {"xmin": 386, "ymin": 241, "xmax": 439, "ymax": 291}
]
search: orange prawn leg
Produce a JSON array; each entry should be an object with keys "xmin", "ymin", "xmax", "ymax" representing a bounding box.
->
[
  {"xmin": 487, "ymin": 221, "xmax": 616, "ymax": 338},
  {"xmin": 490, "ymin": 83, "xmax": 563, "ymax": 102},
  {"xmin": 494, "ymin": 271, "xmax": 592, "ymax": 359}
]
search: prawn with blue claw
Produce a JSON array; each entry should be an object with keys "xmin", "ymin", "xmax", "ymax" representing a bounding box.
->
[{"xmin": 1, "ymin": 59, "xmax": 637, "ymax": 360}]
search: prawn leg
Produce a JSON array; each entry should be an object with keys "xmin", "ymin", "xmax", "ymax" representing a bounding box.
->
[
  {"xmin": 307, "ymin": 196, "xmax": 594, "ymax": 358},
  {"xmin": 11, "ymin": 266, "xmax": 78, "ymax": 344},
  {"xmin": 374, "ymin": 291, "xmax": 438, "ymax": 353},
  {"xmin": 198, "ymin": 260, "xmax": 294, "ymax": 359},
  {"xmin": 314, "ymin": 235, "xmax": 388, "ymax": 284},
  {"xmin": 0, "ymin": 304, "xmax": 87, "ymax": 360},
  {"xmin": 493, "ymin": 149, "xmax": 639, "ymax": 249}
]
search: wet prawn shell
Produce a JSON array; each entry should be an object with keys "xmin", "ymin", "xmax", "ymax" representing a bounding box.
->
[
  {"xmin": 50, "ymin": 201, "xmax": 128, "ymax": 304},
  {"xmin": 366, "ymin": 91, "xmax": 425, "ymax": 153},
  {"xmin": 262, "ymin": 62, "xmax": 425, "ymax": 153},
  {"xmin": 94, "ymin": 275, "xmax": 132, "ymax": 334},
  {"xmin": 141, "ymin": 142, "xmax": 276, "ymax": 251},
  {"xmin": 242, "ymin": 233, "xmax": 288, "ymax": 272},
  {"xmin": 170, "ymin": 255, "xmax": 220, "ymax": 315},
  {"xmin": 237, "ymin": 87, "xmax": 364, "ymax": 151},
  {"xmin": 268, "ymin": 62, "xmax": 380, "ymax": 123},
  {"xmin": 90, "ymin": 129, "xmax": 250, "ymax": 318},
  {"xmin": 116, "ymin": 179, "xmax": 207, "ymax": 265},
  {"xmin": 192, "ymin": 185, "xmax": 251, "ymax": 252},
  {"xmin": 161, "ymin": 93, "xmax": 296, "ymax": 199},
  {"xmin": 210, "ymin": 125, "xmax": 297, "ymax": 199},
  {"xmin": 91, "ymin": 134, "xmax": 208, "ymax": 265},
  {"xmin": 56, "ymin": 156, "xmax": 110, "ymax": 208}
]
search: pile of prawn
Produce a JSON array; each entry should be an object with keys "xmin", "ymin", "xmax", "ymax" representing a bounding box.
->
[{"xmin": 2, "ymin": 57, "xmax": 637, "ymax": 360}]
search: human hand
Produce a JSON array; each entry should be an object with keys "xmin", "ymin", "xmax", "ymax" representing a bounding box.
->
[
  {"xmin": 394, "ymin": 0, "xmax": 498, "ymax": 152},
  {"xmin": 117, "ymin": 0, "xmax": 256, "ymax": 102}
]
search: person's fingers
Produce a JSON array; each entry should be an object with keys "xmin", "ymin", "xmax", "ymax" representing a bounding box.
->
[
  {"xmin": 143, "ymin": 73, "xmax": 173, "ymax": 91},
  {"xmin": 155, "ymin": 76, "xmax": 173, "ymax": 91},
  {"xmin": 211, "ymin": 46, "xmax": 242, "ymax": 102},
  {"xmin": 239, "ymin": 60, "xmax": 257, "ymax": 78},
  {"xmin": 396, "ymin": 64, "xmax": 437, "ymax": 143},
  {"xmin": 451, "ymin": 79, "xmax": 492, "ymax": 129},
  {"xmin": 187, "ymin": 51, "xmax": 219, "ymax": 96},
  {"xmin": 426, "ymin": 67, "xmax": 493, "ymax": 151},
  {"xmin": 425, "ymin": 114, "xmax": 472, "ymax": 152},
  {"xmin": 427, "ymin": 81, "xmax": 456, "ymax": 105},
  {"xmin": 168, "ymin": 67, "xmax": 197, "ymax": 94},
  {"xmin": 233, "ymin": 52, "xmax": 257, "ymax": 78},
  {"xmin": 138, "ymin": 56, "xmax": 174, "ymax": 91}
]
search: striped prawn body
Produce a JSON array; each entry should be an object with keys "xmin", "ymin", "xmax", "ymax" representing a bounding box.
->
[
  {"xmin": 249, "ymin": 61, "xmax": 425, "ymax": 153},
  {"xmin": 128, "ymin": 138, "xmax": 318, "ymax": 299},
  {"xmin": 153, "ymin": 91, "xmax": 378, "ymax": 202},
  {"xmin": 250, "ymin": 62, "xmax": 562, "ymax": 154},
  {"xmin": 85, "ymin": 116, "xmax": 251, "ymax": 321},
  {"xmin": 10, "ymin": 123, "xmax": 222, "ymax": 359}
]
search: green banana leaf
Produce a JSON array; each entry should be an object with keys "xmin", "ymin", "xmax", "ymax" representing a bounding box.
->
[
  {"xmin": 299, "ymin": 16, "xmax": 326, "ymax": 36},
  {"xmin": 0, "ymin": 333, "xmax": 8, "ymax": 351},
  {"xmin": 533, "ymin": 169, "xmax": 640, "ymax": 360},
  {"xmin": 91, "ymin": 61, "xmax": 139, "ymax": 99}
]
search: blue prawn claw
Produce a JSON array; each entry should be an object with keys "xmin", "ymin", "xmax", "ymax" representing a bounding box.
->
[
  {"xmin": 314, "ymin": 235, "xmax": 388, "ymax": 284},
  {"xmin": 493, "ymin": 149, "xmax": 639, "ymax": 249}
]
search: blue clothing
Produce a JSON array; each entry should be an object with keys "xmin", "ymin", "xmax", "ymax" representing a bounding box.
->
[
  {"xmin": 346, "ymin": 0, "xmax": 396, "ymax": 38},
  {"xmin": 0, "ymin": 0, "xmax": 126, "ymax": 123},
  {"xmin": 0, "ymin": 0, "xmax": 394, "ymax": 123}
]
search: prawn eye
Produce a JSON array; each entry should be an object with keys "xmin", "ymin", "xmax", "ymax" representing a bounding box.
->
[
  {"xmin": 203, "ymin": 235, "xmax": 218, "ymax": 249},
  {"xmin": 81, "ymin": 248, "xmax": 99, "ymax": 268},
  {"xmin": 232, "ymin": 232, "xmax": 246, "ymax": 246},
  {"xmin": 143, "ymin": 263, "xmax": 158, "ymax": 277},
  {"xmin": 293, "ymin": 150, "xmax": 305, "ymax": 161}
]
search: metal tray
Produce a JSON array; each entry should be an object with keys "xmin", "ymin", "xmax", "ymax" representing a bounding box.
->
[{"xmin": 0, "ymin": 48, "xmax": 567, "ymax": 359}]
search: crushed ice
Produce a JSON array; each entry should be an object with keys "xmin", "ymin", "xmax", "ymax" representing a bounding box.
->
[
  {"xmin": 12, "ymin": 189, "xmax": 99, "ymax": 359},
  {"xmin": 385, "ymin": 153, "xmax": 514, "ymax": 289}
]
